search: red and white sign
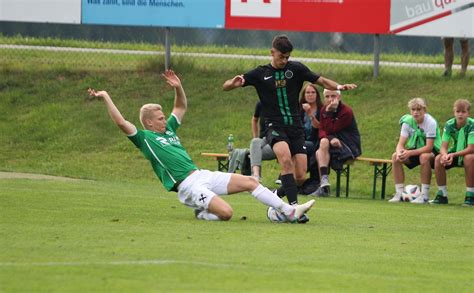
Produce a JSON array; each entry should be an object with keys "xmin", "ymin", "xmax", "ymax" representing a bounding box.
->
[
  {"xmin": 230, "ymin": 0, "xmax": 281, "ymax": 18},
  {"xmin": 225, "ymin": 0, "xmax": 391, "ymax": 34}
]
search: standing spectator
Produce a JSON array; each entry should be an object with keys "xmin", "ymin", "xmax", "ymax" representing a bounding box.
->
[
  {"xmin": 389, "ymin": 98, "xmax": 442, "ymax": 204},
  {"xmin": 223, "ymin": 35, "xmax": 357, "ymax": 209},
  {"xmin": 432, "ymin": 99, "xmax": 474, "ymax": 206},
  {"xmin": 313, "ymin": 89, "xmax": 361, "ymax": 196},
  {"xmin": 443, "ymin": 38, "xmax": 470, "ymax": 77}
]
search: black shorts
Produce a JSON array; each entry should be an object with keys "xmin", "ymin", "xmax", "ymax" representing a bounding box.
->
[
  {"xmin": 404, "ymin": 152, "xmax": 437, "ymax": 169},
  {"xmin": 265, "ymin": 125, "xmax": 306, "ymax": 156}
]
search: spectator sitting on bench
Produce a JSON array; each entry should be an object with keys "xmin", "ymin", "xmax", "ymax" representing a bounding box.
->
[
  {"xmin": 249, "ymin": 101, "xmax": 277, "ymax": 182},
  {"xmin": 313, "ymin": 89, "xmax": 362, "ymax": 196},
  {"xmin": 389, "ymin": 97, "xmax": 442, "ymax": 204},
  {"xmin": 299, "ymin": 83, "xmax": 324, "ymax": 194},
  {"xmin": 432, "ymin": 99, "xmax": 474, "ymax": 206}
]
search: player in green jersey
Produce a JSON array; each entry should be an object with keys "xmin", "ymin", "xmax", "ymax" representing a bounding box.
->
[
  {"xmin": 432, "ymin": 99, "xmax": 474, "ymax": 206},
  {"xmin": 88, "ymin": 70, "xmax": 314, "ymax": 222}
]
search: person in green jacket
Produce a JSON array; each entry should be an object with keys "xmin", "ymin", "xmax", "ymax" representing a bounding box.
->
[
  {"xmin": 432, "ymin": 99, "xmax": 474, "ymax": 206},
  {"xmin": 389, "ymin": 98, "xmax": 442, "ymax": 204}
]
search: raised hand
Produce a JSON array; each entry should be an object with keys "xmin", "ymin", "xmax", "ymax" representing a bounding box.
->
[
  {"xmin": 162, "ymin": 69, "xmax": 182, "ymax": 88},
  {"xmin": 88, "ymin": 88, "xmax": 109, "ymax": 99}
]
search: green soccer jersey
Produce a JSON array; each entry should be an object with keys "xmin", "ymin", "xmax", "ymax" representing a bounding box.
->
[
  {"xmin": 127, "ymin": 114, "xmax": 198, "ymax": 191},
  {"xmin": 442, "ymin": 117, "xmax": 474, "ymax": 153}
]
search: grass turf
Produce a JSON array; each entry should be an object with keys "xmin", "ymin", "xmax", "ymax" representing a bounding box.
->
[{"xmin": 1, "ymin": 179, "xmax": 472, "ymax": 292}]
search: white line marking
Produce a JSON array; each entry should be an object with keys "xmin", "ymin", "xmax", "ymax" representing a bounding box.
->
[{"xmin": 0, "ymin": 44, "xmax": 467, "ymax": 70}]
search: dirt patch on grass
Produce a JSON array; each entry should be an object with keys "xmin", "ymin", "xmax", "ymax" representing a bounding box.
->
[{"xmin": 0, "ymin": 171, "xmax": 87, "ymax": 182}]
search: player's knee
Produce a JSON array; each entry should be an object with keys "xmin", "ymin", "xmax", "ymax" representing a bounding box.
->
[
  {"xmin": 247, "ymin": 176, "xmax": 260, "ymax": 189},
  {"xmin": 419, "ymin": 153, "xmax": 432, "ymax": 164},
  {"xmin": 464, "ymin": 154, "xmax": 474, "ymax": 166},
  {"xmin": 219, "ymin": 207, "xmax": 233, "ymax": 221},
  {"xmin": 319, "ymin": 138, "xmax": 329, "ymax": 149}
]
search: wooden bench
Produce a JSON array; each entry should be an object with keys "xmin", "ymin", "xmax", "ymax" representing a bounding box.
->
[
  {"xmin": 335, "ymin": 157, "xmax": 392, "ymax": 200},
  {"xmin": 201, "ymin": 152, "xmax": 392, "ymax": 200},
  {"xmin": 201, "ymin": 153, "xmax": 229, "ymax": 172}
]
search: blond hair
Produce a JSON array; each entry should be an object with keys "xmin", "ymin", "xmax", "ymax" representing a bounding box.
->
[
  {"xmin": 323, "ymin": 88, "xmax": 341, "ymax": 96},
  {"xmin": 407, "ymin": 97, "xmax": 426, "ymax": 110},
  {"xmin": 453, "ymin": 99, "xmax": 471, "ymax": 112},
  {"xmin": 139, "ymin": 103, "xmax": 162, "ymax": 129}
]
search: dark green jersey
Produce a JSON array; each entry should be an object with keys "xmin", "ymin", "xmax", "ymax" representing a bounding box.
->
[{"xmin": 128, "ymin": 114, "xmax": 198, "ymax": 191}]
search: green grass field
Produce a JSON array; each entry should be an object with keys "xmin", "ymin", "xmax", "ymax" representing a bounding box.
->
[{"xmin": 0, "ymin": 38, "xmax": 473, "ymax": 291}]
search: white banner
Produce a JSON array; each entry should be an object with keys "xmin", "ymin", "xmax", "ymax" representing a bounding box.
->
[
  {"xmin": 230, "ymin": 0, "xmax": 281, "ymax": 18},
  {"xmin": 390, "ymin": 0, "xmax": 473, "ymax": 38},
  {"xmin": 0, "ymin": 0, "xmax": 81, "ymax": 24}
]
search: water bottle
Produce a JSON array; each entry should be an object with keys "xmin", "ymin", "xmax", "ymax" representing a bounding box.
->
[{"xmin": 226, "ymin": 134, "xmax": 234, "ymax": 155}]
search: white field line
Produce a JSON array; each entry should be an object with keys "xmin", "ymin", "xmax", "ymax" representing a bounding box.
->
[
  {"xmin": 0, "ymin": 259, "xmax": 240, "ymax": 269},
  {"xmin": 0, "ymin": 44, "xmax": 465, "ymax": 70}
]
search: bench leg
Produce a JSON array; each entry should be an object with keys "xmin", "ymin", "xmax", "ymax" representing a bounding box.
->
[
  {"xmin": 380, "ymin": 163, "xmax": 392, "ymax": 200},
  {"xmin": 336, "ymin": 169, "xmax": 341, "ymax": 198},
  {"xmin": 372, "ymin": 165, "xmax": 378, "ymax": 199},
  {"xmin": 346, "ymin": 165, "xmax": 350, "ymax": 198},
  {"xmin": 217, "ymin": 158, "xmax": 229, "ymax": 172}
]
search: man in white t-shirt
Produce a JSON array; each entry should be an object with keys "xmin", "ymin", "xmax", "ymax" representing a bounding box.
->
[{"xmin": 389, "ymin": 98, "xmax": 442, "ymax": 204}]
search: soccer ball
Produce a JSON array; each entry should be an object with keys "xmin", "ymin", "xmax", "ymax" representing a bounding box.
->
[
  {"xmin": 402, "ymin": 185, "xmax": 421, "ymax": 202},
  {"xmin": 266, "ymin": 207, "xmax": 288, "ymax": 223}
]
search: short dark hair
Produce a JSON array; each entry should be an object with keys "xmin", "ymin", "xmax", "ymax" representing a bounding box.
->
[{"xmin": 272, "ymin": 35, "xmax": 293, "ymax": 54}]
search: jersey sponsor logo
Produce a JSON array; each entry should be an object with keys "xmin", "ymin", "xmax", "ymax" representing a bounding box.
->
[
  {"xmin": 285, "ymin": 70, "xmax": 294, "ymax": 79},
  {"xmin": 271, "ymin": 130, "xmax": 280, "ymax": 136},
  {"xmin": 264, "ymin": 75, "xmax": 273, "ymax": 80},
  {"xmin": 230, "ymin": 0, "xmax": 281, "ymax": 18},
  {"xmin": 156, "ymin": 136, "xmax": 170, "ymax": 146},
  {"xmin": 275, "ymin": 79, "xmax": 286, "ymax": 88}
]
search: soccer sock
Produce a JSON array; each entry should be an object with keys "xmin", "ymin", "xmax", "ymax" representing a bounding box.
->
[
  {"xmin": 196, "ymin": 210, "xmax": 220, "ymax": 221},
  {"xmin": 320, "ymin": 166, "xmax": 328, "ymax": 176},
  {"xmin": 281, "ymin": 174, "xmax": 298, "ymax": 205},
  {"xmin": 437, "ymin": 185, "xmax": 447, "ymax": 197},
  {"xmin": 421, "ymin": 184, "xmax": 430, "ymax": 199},
  {"xmin": 395, "ymin": 184, "xmax": 404, "ymax": 195},
  {"xmin": 251, "ymin": 184, "xmax": 292, "ymax": 214},
  {"xmin": 276, "ymin": 186, "xmax": 285, "ymax": 198},
  {"xmin": 467, "ymin": 187, "xmax": 474, "ymax": 195}
]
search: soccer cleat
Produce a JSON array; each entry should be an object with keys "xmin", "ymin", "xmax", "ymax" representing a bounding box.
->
[
  {"xmin": 429, "ymin": 191, "xmax": 448, "ymax": 204},
  {"xmin": 462, "ymin": 192, "xmax": 474, "ymax": 206},
  {"xmin": 309, "ymin": 186, "xmax": 330, "ymax": 197},
  {"xmin": 297, "ymin": 213, "xmax": 309, "ymax": 224},
  {"xmin": 320, "ymin": 176, "xmax": 330, "ymax": 188},
  {"xmin": 287, "ymin": 199, "xmax": 315, "ymax": 223},
  {"xmin": 388, "ymin": 193, "xmax": 402, "ymax": 203},
  {"xmin": 411, "ymin": 195, "xmax": 428, "ymax": 204}
]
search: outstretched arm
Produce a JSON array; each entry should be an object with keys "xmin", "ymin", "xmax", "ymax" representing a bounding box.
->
[
  {"xmin": 88, "ymin": 88, "xmax": 137, "ymax": 136},
  {"xmin": 316, "ymin": 76, "xmax": 357, "ymax": 91},
  {"xmin": 163, "ymin": 70, "xmax": 187, "ymax": 122},
  {"xmin": 223, "ymin": 75, "xmax": 245, "ymax": 91}
]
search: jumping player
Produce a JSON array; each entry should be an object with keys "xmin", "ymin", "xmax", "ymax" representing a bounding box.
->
[
  {"xmin": 88, "ymin": 70, "xmax": 315, "ymax": 222},
  {"xmin": 223, "ymin": 35, "xmax": 356, "ymax": 216}
]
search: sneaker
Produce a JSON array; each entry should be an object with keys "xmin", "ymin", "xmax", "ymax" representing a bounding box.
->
[
  {"xmin": 297, "ymin": 213, "xmax": 309, "ymax": 224},
  {"xmin": 286, "ymin": 199, "xmax": 315, "ymax": 223},
  {"xmin": 320, "ymin": 176, "xmax": 330, "ymax": 188},
  {"xmin": 388, "ymin": 193, "xmax": 402, "ymax": 203},
  {"xmin": 462, "ymin": 192, "xmax": 474, "ymax": 206},
  {"xmin": 309, "ymin": 186, "xmax": 330, "ymax": 197},
  {"xmin": 411, "ymin": 195, "xmax": 428, "ymax": 204},
  {"xmin": 442, "ymin": 69, "xmax": 452, "ymax": 77},
  {"xmin": 429, "ymin": 191, "xmax": 448, "ymax": 204}
]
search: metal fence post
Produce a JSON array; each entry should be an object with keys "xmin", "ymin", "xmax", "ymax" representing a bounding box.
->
[
  {"xmin": 373, "ymin": 34, "xmax": 380, "ymax": 78},
  {"xmin": 165, "ymin": 27, "xmax": 171, "ymax": 70}
]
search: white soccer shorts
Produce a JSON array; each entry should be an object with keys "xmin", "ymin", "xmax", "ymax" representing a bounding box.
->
[{"xmin": 177, "ymin": 170, "xmax": 231, "ymax": 209}]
